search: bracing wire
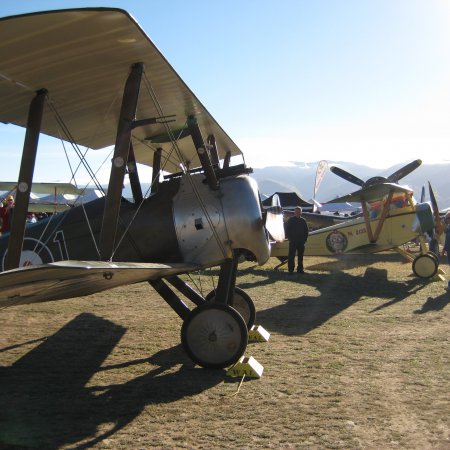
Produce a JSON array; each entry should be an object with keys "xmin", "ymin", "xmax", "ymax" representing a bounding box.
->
[{"xmin": 141, "ymin": 71, "xmax": 229, "ymax": 260}]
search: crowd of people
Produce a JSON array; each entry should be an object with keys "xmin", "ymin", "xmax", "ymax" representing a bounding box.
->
[{"xmin": 0, "ymin": 195, "xmax": 49, "ymax": 236}]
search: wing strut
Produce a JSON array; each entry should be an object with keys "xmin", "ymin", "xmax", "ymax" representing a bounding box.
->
[
  {"xmin": 372, "ymin": 190, "xmax": 394, "ymax": 242},
  {"xmin": 99, "ymin": 63, "xmax": 144, "ymax": 260},
  {"xmin": 151, "ymin": 148, "xmax": 162, "ymax": 194},
  {"xmin": 126, "ymin": 142, "xmax": 143, "ymax": 204},
  {"xmin": 187, "ymin": 116, "xmax": 218, "ymax": 190},
  {"xmin": 5, "ymin": 89, "xmax": 47, "ymax": 270},
  {"xmin": 360, "ymin": 197, "xmax": 375, "ymax": 243}
]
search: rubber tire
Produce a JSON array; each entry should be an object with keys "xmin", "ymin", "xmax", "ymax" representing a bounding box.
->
[
  {"xmin": 412, "ymin": 254, "xmax": 438, "ymax": 279},
  {"xmin": 427, "ymin": 251, "xmax": 439, "ymax": 265},
  {"xmin": 205, "ymin": 287, "xmax": 256, "ymax": 330},
  {"xmin": 181, "ymin": 302, "xmax": 248, "ymax": 369}
]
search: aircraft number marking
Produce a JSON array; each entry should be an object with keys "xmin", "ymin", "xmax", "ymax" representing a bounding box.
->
[{"xmin": 53, "ymin": 230, "xmax": 69, "ymax": 260}]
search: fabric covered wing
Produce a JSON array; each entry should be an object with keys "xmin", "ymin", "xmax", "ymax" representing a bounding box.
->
[
  {"xmin": 0, "ymin": 8, "xmax": 242, "ymax": 174},
  {"xmin": 0, "ymin": 182, "xmax": 82, "ymax": 195},
  {"xmin": 0, "ymin": 260, "xmax": 198, "ymax": 308},
  {"xmin": 326, "ymin": 183, "xmax": 413, "ymax": 204}
]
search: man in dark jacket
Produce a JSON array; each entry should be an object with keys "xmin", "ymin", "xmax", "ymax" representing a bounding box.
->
[{"xmin": 285, "ymin": 206, "xmax": 309, "ymax": 274}]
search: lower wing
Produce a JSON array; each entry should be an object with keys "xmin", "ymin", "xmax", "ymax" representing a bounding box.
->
[{"xmin": 0, "ymin": 260, "xmax": 199, "ymax": 308}]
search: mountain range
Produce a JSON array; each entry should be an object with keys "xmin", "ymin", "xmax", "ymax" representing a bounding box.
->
[{"xmin": 250, "ymin": 161, "xmax": 450, "ymax": 209}]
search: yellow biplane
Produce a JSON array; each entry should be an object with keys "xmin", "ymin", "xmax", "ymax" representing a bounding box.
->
[{"xmin": 271, "ymin": 160, "xmax": 444, "ymax": 278}]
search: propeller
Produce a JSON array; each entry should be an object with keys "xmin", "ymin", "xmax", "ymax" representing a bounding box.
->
[
  {"xmin": 329, "ymin": 166, "xmax": 364, "ymax": 187},
  {"xmin": 428, "ymin": 181, "xmax": 444, "ymax": 238},
  {"xmin": 420, "ymin": 185, "xmax": 425, "ymax": 203},
  {"xmin": 386, "ymin": 159, "xmax": 422, "ymax": 183},
  {"xmin": 264, "ymin": 194, "xmax": 285, "ymax": 242},
  {"xmin": 330, "ymin": 159, "xmax": 422, "ymax": 188}
]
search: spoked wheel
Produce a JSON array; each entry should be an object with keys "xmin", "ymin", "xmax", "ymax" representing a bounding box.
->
[
  {"xmin": 181, "ymin": 303, "xmax": 248, "ymax": 369},
  {"xmin": 205, "ymin": 287, "xmax": 256, "ymax": 330},
  {"xmin": 412, "ymin": 253, "xmax": 438, "ymax": 279}
]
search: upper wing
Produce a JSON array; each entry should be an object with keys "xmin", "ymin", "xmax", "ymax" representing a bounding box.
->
[
  {"xmin": 0, "ymin": 260, "xmax": 199, "ymax": 308},
  {"xmin": 0, "ymin": 8, "xmax": 242, "ymax": 173},
  {"xmin": 326, "ymin": 183, "xmax": 413, "ymax": 204},
  {"xmin": 0, "ymin": 182, "xmax": 82, "ymax": 195}
]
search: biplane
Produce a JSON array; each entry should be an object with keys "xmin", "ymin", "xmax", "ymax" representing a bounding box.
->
[
  {"xmin": 1, "ymin": 181, "xmax": 85, "ymax": 213},
  {"xmin": 0, "ymin": 8, "xmax": 284, "ymax": 369},
  {"xmin": 271, "ymin": 160, "xmax": 443, "ymax": 278}
]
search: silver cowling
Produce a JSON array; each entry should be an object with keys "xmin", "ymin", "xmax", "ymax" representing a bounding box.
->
[{"xmin": 173, "ymin": 174, "xmax": 270, "ymax": 266}]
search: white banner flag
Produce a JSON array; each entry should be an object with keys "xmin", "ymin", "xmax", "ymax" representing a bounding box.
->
[{"xmin": 314, "ymin": 160, "xmax": 328, "ymax": 199}]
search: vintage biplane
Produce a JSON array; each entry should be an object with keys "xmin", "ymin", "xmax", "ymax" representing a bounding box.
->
[
  {"xmin": 1, "ymin": 181, "xmax": 85, "ymax": 213},
  {"xmin": 0, "ymin": 8, "xmax": 284, "ymax": 369},
  {"xmin": 271, "ymin": 160, "xmax": 444, "ymax": 278}
]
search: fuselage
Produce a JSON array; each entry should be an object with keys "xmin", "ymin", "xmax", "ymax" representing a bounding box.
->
[
  {"xmin": 0, "ymin": 173, "xmax": 270, "ymax": 271},
  {"xmin": 271, "ymin": 201, "xmax": 434, "ymax": 257}
]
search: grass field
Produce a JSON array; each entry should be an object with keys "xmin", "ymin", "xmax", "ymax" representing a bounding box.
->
[{"xmin": 1, "ymin": 252, "xmax": 449, "ymax": 449}]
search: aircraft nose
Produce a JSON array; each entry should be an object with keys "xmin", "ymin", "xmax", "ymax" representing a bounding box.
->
[
  {"xmin": 413, "ymin": 202, "xmax": 434, "ymax": 235},
  {"xmin": 221, "ymin": 176, "xmax": 271, "ymax": 265}
]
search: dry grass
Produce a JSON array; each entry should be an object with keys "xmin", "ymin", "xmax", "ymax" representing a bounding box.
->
[{"xmin": 0, "ymin": 252, "xmax": 449, "ymax": 449}]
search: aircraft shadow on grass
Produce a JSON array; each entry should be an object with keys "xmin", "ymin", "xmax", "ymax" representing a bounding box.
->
[
  {"xmin": 0, "ymin": 313, "xmax": 223, "ymax": 449},
  {"xmin": 239, "ymin": 267, "xmax": 426, "ymax": 336},
  {"xmin": 414, "ymin": 293, "xmax": 450, "ymax": 314}
]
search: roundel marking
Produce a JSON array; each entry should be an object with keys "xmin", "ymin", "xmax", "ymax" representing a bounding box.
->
[{"xmin": 1, "ymin": 237, "xmax": 54, "ymax": 271}]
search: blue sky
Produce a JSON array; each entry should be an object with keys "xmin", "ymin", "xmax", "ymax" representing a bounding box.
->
[{"xmin": 1, "ymin": 0, "xmax": 450, "ymax": 185}]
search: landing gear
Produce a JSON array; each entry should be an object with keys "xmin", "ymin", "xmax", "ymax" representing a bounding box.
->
[
  {"xmin": 412, "ymin": 253, "xmax": 438, "ymax": 279},
  {"xmin": 181, "ymin": 302, "xmax": 248, "ymax": 369},
  {"xmin": 205, "ymin": 287, "xmax": 256, "ymax": 330}
]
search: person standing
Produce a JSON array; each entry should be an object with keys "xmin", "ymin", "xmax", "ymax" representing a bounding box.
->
[
  {"xmin": 0, "ymin": 195, "xmax": 15, "ymax": 234},
  {"xmin": 441, "ymin": 211, "xmax": 450, "ymax": 291},
  {"xmin": 285, "ymin": 206, "xmax": 309, "ymax": 274}
]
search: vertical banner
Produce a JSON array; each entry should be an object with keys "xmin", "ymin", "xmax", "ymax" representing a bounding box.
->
[{"xmin": 314, "ymin": 160, "xmax": 328, "ymax": 199}]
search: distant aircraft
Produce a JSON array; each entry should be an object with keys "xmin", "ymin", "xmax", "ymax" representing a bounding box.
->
[
  {"xmin": 0, "ymin": 8, "xmax": 284, "ymax": 369},
  {"xmin": 1, "ymin": 182, "xmax": 85, "ymax": 213},
  {"xmin": 271, "ymin": 160, "xmax": 443, "ymax": 278}
]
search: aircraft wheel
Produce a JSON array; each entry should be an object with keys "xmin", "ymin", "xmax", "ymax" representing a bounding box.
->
[
  {"xmin": 412, "ymin": 254, "xmax": 438, "ymax": 279},
  {"xmin": 427, "ymin": 251, "xmax": 439, "ymax": 265},
  {"xmin": 205, "ymin": 287, "xmax": 256, "ymax": 330},
  {"xmin": 181, "ymin": 303, "xmax": 248, "ymax": 369}
]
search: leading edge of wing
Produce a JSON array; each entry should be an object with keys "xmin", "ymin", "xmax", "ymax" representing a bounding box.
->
[
  {"xmin": 0, "ymin": 260, "xmax": 199, "ymax": 308},
  {"xmin": 326, "ymin": 183, "xmax": 413, "ymax": 204},
  {"xmin": 0, "ymin": 8, "xmax": 242, "ymax": 173}
]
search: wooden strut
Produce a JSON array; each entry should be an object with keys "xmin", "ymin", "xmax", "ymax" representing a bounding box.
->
[
  {"xmin": 99, "ymin": 62, "xmax": 144, "ymax": 261},
  {"xmin": 5, "ymin": 89, "xmax": 47, "ymax": 270},
  {"xmin": 126, "ymin": 142, "xmax": 143, "ymax": 204},
  {"xmin": 372, "ymin": 190, "xmax": 394, "ymax": 242},
  {"xmin": 187, "ymin": 116, "xmax": 218, "ymax": 190},
  {"xmin": 151, "ymin": 148, "xmax": 162, "ymax": 194}
]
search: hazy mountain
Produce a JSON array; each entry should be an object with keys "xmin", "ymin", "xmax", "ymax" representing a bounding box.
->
[
  {"xmin": 250, "ymin": 161, "xmax": 450, "ymax": 209},
  {"xmin": 120, "ymin": 160, "xmax": 450, "ymax": 210}
]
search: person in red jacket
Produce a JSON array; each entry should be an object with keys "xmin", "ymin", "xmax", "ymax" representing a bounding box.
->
[{"xmin": 0, "ymin": 195, "xmax": 15, "ymax": 234}]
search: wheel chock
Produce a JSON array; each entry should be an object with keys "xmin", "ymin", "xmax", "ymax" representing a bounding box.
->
[
  {"xmin": 432, "ymin": 268, "xmax": 446, "ymax": 282},
  {"xmin": 226, "ymin": 356, "xmax": 264, "ymax": 378},
  {"xmin": 248, "ymin": 325, "xmax": 270, "ymax": 343}
]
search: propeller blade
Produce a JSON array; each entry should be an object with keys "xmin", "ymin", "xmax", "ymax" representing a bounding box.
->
[
  {"xmin": 330, "ymin": 166, "xmax": 364, "ymax": 186},
  {"xmin": 264, "ymin": 194, "xmax": 285, "ymax": 242},
  {"xmin": 387, "ymin": 159, "xmax": 422, "ymax": 183},
  {"xmin": 420, "ymin": 185, "xmax": 425, "ymax": 203},
  {"xmin": 428, "ymin": 181, "xmax": 444, "ymax": 236}
]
